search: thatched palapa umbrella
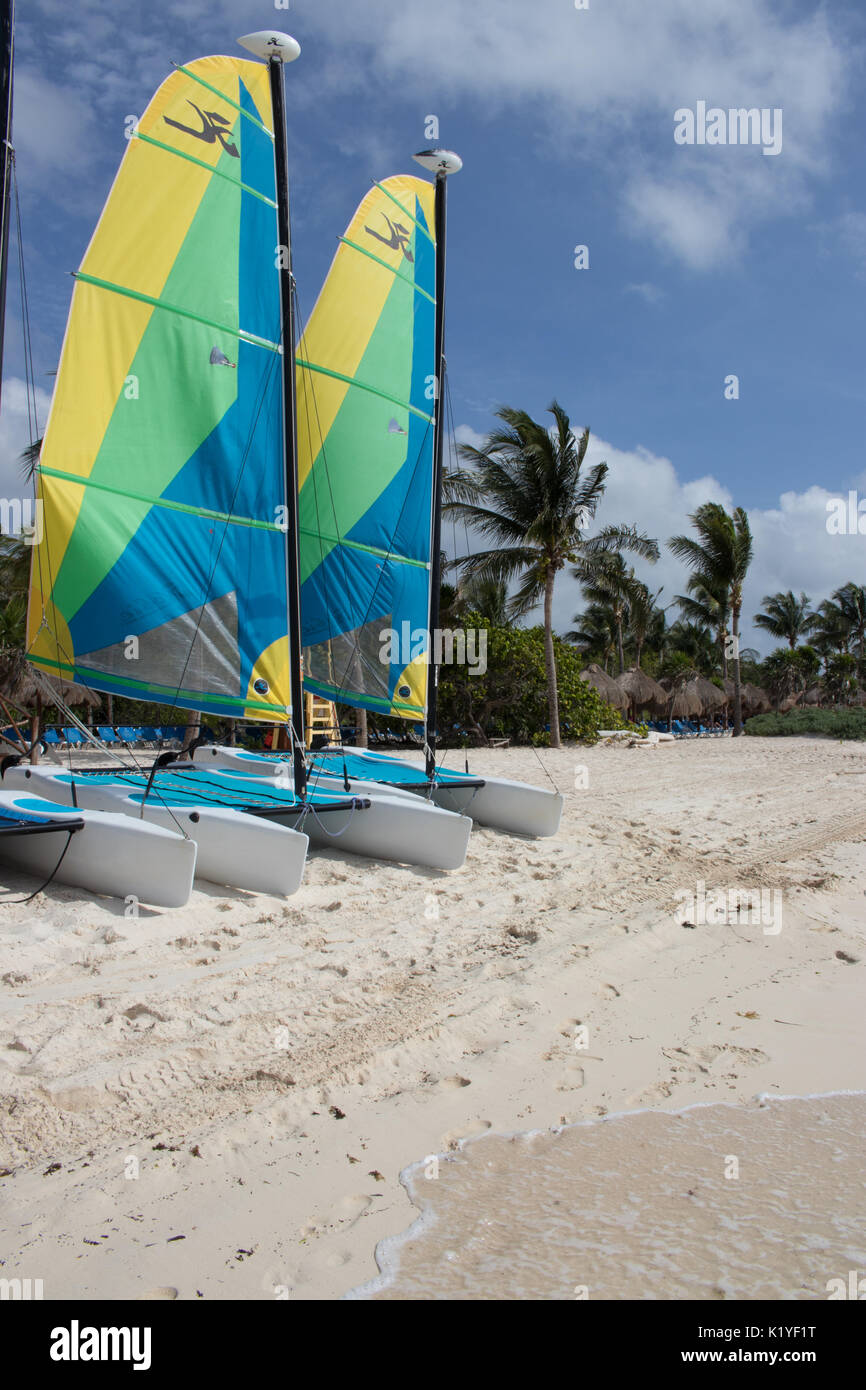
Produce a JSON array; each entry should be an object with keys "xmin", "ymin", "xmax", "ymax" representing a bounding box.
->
[
  {"xmin": 580, "ymin": 663, "xmax": 628, "ymax": 711},
  {"xmin": 616, "ymin": 666, "xmax": 668, "ymax": 720},
  {"xmin": 660, "ymin": 681, "xmax": 702, "ymax": 720},
  {"xmin": 0, "ymin": 651, "xmax": 100, "ymax": 759},
  {"xmin": 685, "ymin": 675, "xmax": 725, "ymax": 714},
  {"xmin": 742, "ymin": 683, "xmax": 771, "ymax": 715}
]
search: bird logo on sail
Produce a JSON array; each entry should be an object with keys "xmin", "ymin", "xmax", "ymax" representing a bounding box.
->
[
  {"xmin": 364, "ymin": 213, "xmax": 414, "ymax": 263},
  {"xmin": 165, "ymin": 101, "xmax": 240, "ymax": 158},
  {"xmin": 387, "ymin": 418, "xmax": 407, "ymax": 435}
]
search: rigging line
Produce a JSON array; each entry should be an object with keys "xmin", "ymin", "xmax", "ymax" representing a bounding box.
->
[
  {"xmin": 0, "ymin": 827, "xmax": 78, "ymax": 904},
  {"xmin": 443, "ymin": 370, "xmax": 471, "ymax": 564},
  {"xmin": 12, "ymin": 161, "xmax": 38, "ymax": 450},
  {"xmin": 443, "ymin": 368, "xmax": 459, "ymax": 567},
  {"xmin": 529, "ymin": 740, "xmax": 561, "ymax": 792},
  {"xmin": 12, "ymin": 160, "xmax": 85, "ymax": 752},
  {"xmin": 27, "ymin": 673, "xmax": 192, "ymax": 837},
  {"xmin": 292, "ymin": 281, "xmax": 358, "ymax": 792}
]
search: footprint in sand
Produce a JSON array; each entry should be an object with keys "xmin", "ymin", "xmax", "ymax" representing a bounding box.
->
[
  {"xmin": 338, "ymin": 1193, "xmax": 373, "ymax": 1228},
  {"xmin": 441, "ymin": 1119, "xmax": 492, "ymax": 1150},
  {"xmin": 556, "ymin": 1063, "xmax": 585, "ymax": 1093}
]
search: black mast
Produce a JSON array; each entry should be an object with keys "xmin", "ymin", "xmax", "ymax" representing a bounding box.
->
[
  {"xmin": 413, "ymin": 149, "xmax": 461, "ymax": 782},
  {"xmin": 266, "ymin": 40, "xmax": 306, "ymax": 797},
  {"xmin": 0, "ymin": 0, "xmax": 14, "ymax": 413}
]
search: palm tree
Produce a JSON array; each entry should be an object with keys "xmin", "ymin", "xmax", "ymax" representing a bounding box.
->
[
  {"xmin": 812, "ymin": 599, "xmax": 852, "ymax": 660},
  {"xmin": 659, "ymin": 619, "xmax": 719, "ymax": 677},
  {"xmin": 455, "ymin": 575, "xmax": 510, "ymax": 627},
  {"xmin": 446, "ymin": 402, "xmax": 658, "ymax": 746},
  {"xmin": 21, "ymin": 439, "xmax": 41, "ymax": 481},
  {"xmin": 830, "ymin": 582, "xmax": 866, "ymax": 665},
  {"xmin": 753, "ymin": 591, "xmax": 815, "ymax": 649},
  {"xmin": 669, "ymin": 504, "xmax": 753, "ymax": 736},
  {"xmin": 574, "ymin": 553, "xmax": 634, "ymax": 675},
  {"xmin": 674, "ymin": 576, "xmax": 731, "ymax": 675},
  {"xmin": 627, "ymin": 581, "xmax": 664, "ymax": 671},
  {"xmin": 567, "ymin": 601, "xmax": 619, "ymax": 672}
]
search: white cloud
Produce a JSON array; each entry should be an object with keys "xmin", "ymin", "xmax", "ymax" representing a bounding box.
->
[
  {"xmin": 279, "ymin": 0, "xmax": 848, "ymax": 268},
  {"xmin": 0, "ymin": 378, "xmax": 51, "ymax": 501},
  {"xmin": 451, "ymin": 422, "xmax": 864, "ymax": 654},
  {"xmin": 14, "ymin": 1, "xmax": 850, "ymax": 268},
  {"xmin": 623, "ymin": 282, "xmax": 665, "ymax": 305},
  {"xmin": 11, "ymin": 71, "xmax": 100, "ymax": 181},
  {"xmin": 453, "ymin": 424, "xmax": 486, "ymax": 453}
]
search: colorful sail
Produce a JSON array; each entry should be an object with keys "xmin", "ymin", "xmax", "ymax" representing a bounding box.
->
[
  {"xmin": 297, "ymin": 175, "xmax": 436, "ymax": 720},
  {"xmin": 27, "ymin": 55, "xmax": 292, "ymax": 721}
]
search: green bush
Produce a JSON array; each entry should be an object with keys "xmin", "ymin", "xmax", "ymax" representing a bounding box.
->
[
  {"xmin": 437, "ymin": 614, "xmax": 637, "ymax": 745},
  {"xmin": 744, "ymin": 707, "xmax": 866, "ymax": 740}
]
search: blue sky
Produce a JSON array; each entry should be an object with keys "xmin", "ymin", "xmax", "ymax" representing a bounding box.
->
[{"xmin": 2, "ymin": 0, "xmax": 865, "ymax": 652}]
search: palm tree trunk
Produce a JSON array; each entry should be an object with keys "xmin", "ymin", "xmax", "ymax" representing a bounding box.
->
[
  {"xmin": 615, "ymin": 610, "xmax": 625, "ymax": 675},
  {"xmin": 732, "ymin": 609, "xmax": 744, "ymax": 737},
  {"xmin": 181, "ymin": 713, "xmax": 201, "ymax": 755},
  {"xmin": 356, "ymin": 706, "xmax": 368, "ymax": 749},
  {"xmin": 543, "ymin": 570, "xmax": 561, "ymax": 748}
]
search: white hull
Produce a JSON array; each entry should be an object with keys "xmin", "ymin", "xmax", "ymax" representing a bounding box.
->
[
  {"xmin": 185, "ymin": 750, "xmax": 472, "ymax": 871},
  {"xmin": 3, "ymin": 767, "xmax": 308, "ymax": 897},
  {"xmin": 0, "ymin": 790, "xmax": 196, "ymax": 907},
  {"xmin": 298, "ymin": 784, "xmax": 471, "ymax": 871},
  {"xmin": 199, "ymin": 746, "xmax": 563, "ymax": 840},
  {"xmin": 430, "ymin": 776, "xmax": 563, "ymax": 838}
]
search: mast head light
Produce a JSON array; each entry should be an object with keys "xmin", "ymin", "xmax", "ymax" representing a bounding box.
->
[
  {"xmin": 238, "ymin": 31, "xmax": 301, "ymax": 63},
  {"xmin": 412, "ymin": 148, "xmax": 463, "ymax": 176}
]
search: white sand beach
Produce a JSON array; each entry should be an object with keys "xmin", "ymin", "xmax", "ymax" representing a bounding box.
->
[{"xmin": 0, "ymin": 736, "xmax": 864, "ymax": 1300}]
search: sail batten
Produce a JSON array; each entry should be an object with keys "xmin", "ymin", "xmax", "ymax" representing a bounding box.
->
[
  {"xmin": 72, "ymin": 272, "xmax": 281, "ymax": 350},
  {"xmin": 297, "ymin": 174, "xmax": 436, "ymax": 721},
  {"xmin": 174, "ymin": 62, "xmax": 274, "ymax": 135},
  {"xmin": 28, "ymin": 55, "xmax": 292, "ymax": 722},
  {"xmin": 338, "ymin": 236, "xmax": 437, "ymax": 303},
  {"xmin": 372, "ymin": 180, "xmax": 436, "ymax": 243},
  {"xmin": 296, "ymin": 358, "xmax": 434, "ymax": 421},
  {"xmin": 133, "ymin": 131, "xmax": 278, "ymax": 205}
]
